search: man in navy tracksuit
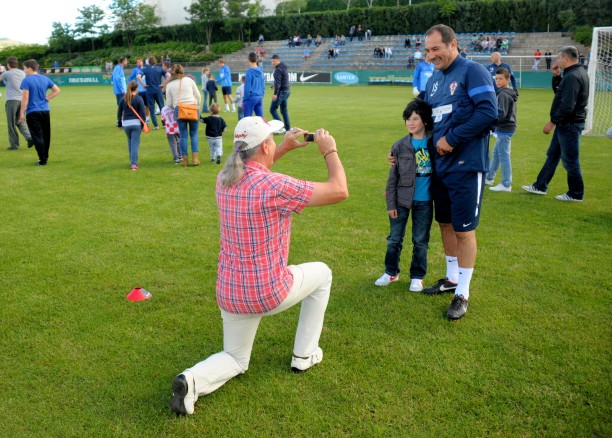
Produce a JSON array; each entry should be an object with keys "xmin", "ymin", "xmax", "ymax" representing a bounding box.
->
[{"xmin": 420, "ymin": 24, "xmax": 498, "ymax": 320}]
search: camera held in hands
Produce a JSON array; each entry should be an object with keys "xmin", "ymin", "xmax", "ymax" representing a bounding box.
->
[{"xmin": 304, "ymin": 133, "xmax": 315, "ymax": 142}]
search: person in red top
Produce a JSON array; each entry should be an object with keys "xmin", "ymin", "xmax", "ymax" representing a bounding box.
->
[
  {"xmin": 532, "ymin": 49, "xmax": 543, "ymax": 70},
  {"xmin": 171, "ymin": 117, "xmax": 349, "ymax": 416}
]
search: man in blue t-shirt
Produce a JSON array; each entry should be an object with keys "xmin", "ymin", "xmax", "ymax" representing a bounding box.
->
[
  {"xmin": 19, "ymin": 59, "xmax": 61, "ymax": 166},
  {"xmin": 112, "ymin": 57, "xmax": 127, "ymax": 127},
  {"xmin": 217, "ymin": 59, "xmax": 236, "ymax": 113},
  {"xmin": 421, "ymin": 24, "xmax": 498, "ymax": 320},
  {"xmin": 142, "ymin": 56, "xmax": 170, "ymax": 129}
]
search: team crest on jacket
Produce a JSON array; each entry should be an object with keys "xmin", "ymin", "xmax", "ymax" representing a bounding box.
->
[
  {"xmin": 430, "ymin": 81, "xmax": 439, "ymax": 97},
  {"xmin": 449, "ymin": 81, "xmax": 458, "ymax": 95}
]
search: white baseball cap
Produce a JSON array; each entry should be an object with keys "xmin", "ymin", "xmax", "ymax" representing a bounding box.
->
[{"xmin": 234, "ymin": 117, "xmax": 284, "ymax": 151}]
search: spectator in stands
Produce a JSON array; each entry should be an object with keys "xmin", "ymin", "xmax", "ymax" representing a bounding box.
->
[
  {"xmin": 340, "ymin": 35, "xmax": 346, "ymax": 46},
  {"xmin": 366, "ymin": 29, "xmax": 372, "ymax": 40},
  {"xmin": 357, "ymin": 25, "xmax": 364, "ymax": 41},
  {"xmin": 415, "ymin": 35, "xmax": 422, "ymax": 49},
  {"xmin": 328, "ymin": 48, "xmax": 335, "ymax": 59},
  {"xmin": 385, "ymin": 47, "xmax": 393, "ymax": 60},
  {"xmin": 303, "ymin": 49, "xmax": 311, "ymax": 59},
  {"xmin": 501, "ymin": 37, "xmax": 510, "ymax": 54},
  {"xmin": 334, "ymin": 36, "xmax": 340, "ymax": 46},
  {"xmin": 522, "ymin": 46, "xmax": 588, "ymax": 202},
  {"xmin": 532, "ymin": 49, "xmax": 542, "ymax": 70},
  {"xmin": 349, "ymin": 25, "xmax": 355, "ymax": 42},
  {"xmin": 460, "ymin": 47, "xmax": 467, "ymax": 58},
  {"xmin": 258, "ymin": 34, "xmax": 264, "ymax": 45},
  {"xmin": 315, "ymin": 35, "xmax": 323, "ymax": 47},
  {"xmin": 414, "ymin": 49, "xmax": 423, "ymax": 62},
  {"xmin": 404, "ymin": 36, "xmax": 411, "ymax": 49},
  {"xmin": 305, "ymin": 34, "xmax": 313, "ymax": 47},
  {"xmin": 487, "ymin": 52, "xmax": 518, "ymax": 91},
  {"xmin": 495, "ymin": 35, "xmax": 503, "ymax": 52},
  {"xmin": 544, "ymin": 50, "xmax": 552, "ymax": 70}
]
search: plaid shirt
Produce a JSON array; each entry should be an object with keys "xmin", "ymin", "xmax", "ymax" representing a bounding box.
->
[
  {"xmin": 160, "ymin": 106, "xmax": 179, "ymax": 135},
  {"xmin": 216, "ymin": 161, "xmax": 314, "ymax": 314}
]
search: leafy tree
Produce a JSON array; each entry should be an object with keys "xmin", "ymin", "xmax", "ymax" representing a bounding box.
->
[
  {"xmin": 276, "ymin": 0, "xmax": 308, "ymax": 15},
  {"xmin": 341, "ymin": 0, "xmax": 354, "ymax": 10},
  {"xmin": 75, "ymin": 5, "xmax": 107, "ymax": 51},
  {"xmin": 109, "ymin": 0, "xmax": 160, "ymax": 49},
  {"xmin": 48, "ymin": 22, "xmax": 75, "ymax": 54},
  {"xmin": 185, "ymin": 0, "xmax": 225, "ymax": 51},
  {"xmin": 557, "ymin": 9, "xmax": 576, "ymax": 31},
  {"xmin": 437, "ymin": 0, "xmax": 458, "ymax": 27}
]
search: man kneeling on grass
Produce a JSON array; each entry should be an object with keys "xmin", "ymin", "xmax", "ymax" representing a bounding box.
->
[{"xmin": 171, "ymin": 117, "xmax": 348, "ymax": 416}]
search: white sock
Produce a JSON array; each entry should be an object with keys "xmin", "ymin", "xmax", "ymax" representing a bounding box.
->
[
  {"xmin": 455, "ymin": 267, "xmax": 473, "ymax": 300},
  {"xmin": 225, "ymin": 104, "xmax": 230, "ymax": 111},
  {"xmin": 232, "ymin": 103, "xmax": 236, "ymax": 110},
  {"xmin": 446, "ymin": 256, "xmax": 459, "ymax": 283}
]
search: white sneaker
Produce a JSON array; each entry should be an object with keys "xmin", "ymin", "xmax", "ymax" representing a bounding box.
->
[
  {"xmin": 409, "ymin": 278, "xmax": 423, "ymax": 292},
  {"xmin": 489, "ymin": 183, "xmax": 511, "ymax": 192},
  {"xmin": 291, "ymin": 347, "xmax": 323, "ymax": 373},
  {"xmin": 521, "ymin": 185, "xmax": 546, "ymax": 195},
  {"xmin": 171, "ymin": 370, "xmax": 196, "ymax": 415},
  {"xmin": 555, "ymin": 193, "xmax": 583, "ymax": 202},
  {"xmin": 274, "ymin": 128, "xmax": 286, "ymax": 135},
  {"xmin": 374, "ymin": 273, "xmax": 399, "ymax": 286},
  {"xmin": 484, "ymin": 179, "xmax": 494, "ymax": 186}
]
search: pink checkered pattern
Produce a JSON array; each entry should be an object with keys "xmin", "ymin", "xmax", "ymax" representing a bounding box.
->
[{"xmin": 216, "ymin": 161, "xmax": 314, "ymax": 314}]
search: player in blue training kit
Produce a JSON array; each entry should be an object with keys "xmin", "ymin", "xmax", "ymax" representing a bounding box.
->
[{"xmin": 421, "ymin": 24, "xmax": 498, "ymax": 320}]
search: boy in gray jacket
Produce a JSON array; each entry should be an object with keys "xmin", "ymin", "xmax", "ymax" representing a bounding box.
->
[
  {"xmin": 486, "ymin": 67, "xmax": 518, "ymax": 192},
  {"xmin": 375, "ymin": 99, "xmax": 435, "ymax": 292}
]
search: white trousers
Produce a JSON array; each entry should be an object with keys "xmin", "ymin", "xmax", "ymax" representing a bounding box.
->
[{"xmin": 185, "ymin": 262, "xmax": 332, "ymax": 398}]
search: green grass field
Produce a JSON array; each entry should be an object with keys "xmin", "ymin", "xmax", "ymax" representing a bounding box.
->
[{"xmin": 0, "ymin": 85, "xmax": 610, "ymax": 436}]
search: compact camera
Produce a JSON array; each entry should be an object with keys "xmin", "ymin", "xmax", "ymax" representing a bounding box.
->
[{"xmin": 304, "ymin": 133, "xmax": 315, "ymax": 142}]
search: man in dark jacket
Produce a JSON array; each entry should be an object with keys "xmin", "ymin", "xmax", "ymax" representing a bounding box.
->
[
  {"xmin": 269, "ymin": 54, "xmax": 290, "ymax": 134},
  {"xmin": 522, "ymin": 46, "xmax": 589, "ymax": 202}
]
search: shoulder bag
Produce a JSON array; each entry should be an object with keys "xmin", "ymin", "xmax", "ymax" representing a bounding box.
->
[{"xmin": 177, "ymin": 78, "xmax": 199, "ymax": 121}]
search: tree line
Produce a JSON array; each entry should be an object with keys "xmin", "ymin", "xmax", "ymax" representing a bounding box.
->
[{"xmin": 3, "ymin": 0, "xmax": 609, "ymax": 67}]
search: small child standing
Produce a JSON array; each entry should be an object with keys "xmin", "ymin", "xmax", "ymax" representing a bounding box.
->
[
  {"xmin": 201, "ymin": 67, "xmax": 210, "ymax": 113},
  {"xmin": 485, "ymin": 67, "xmax": 518, "ymax": 192},
  {"xmin": 233, "ymin": 76, "xmax": 245, "ymax": 121},
  {"xmin": 161, "ymin": 105, "xmax": 181, "ymax": 163},
  {"xmin": 375, "ymin": 99, "xmax": 434, "ymax": 292},
  {"xmin": 205, "ymin": 73, "xmax": 218, "ymax": 109},
  {"xmin": 200, "ymin": 103, "xmax": 227, "ymax": 164}
]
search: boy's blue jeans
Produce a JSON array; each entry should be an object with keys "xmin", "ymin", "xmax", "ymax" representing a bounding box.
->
[
  {"xmin": 384, "ymin": 201, "xmax": 433, "ymax": 279},
  {"xmin": 487, "ymin": 133, "xmax": 513, "ymax": 187}
]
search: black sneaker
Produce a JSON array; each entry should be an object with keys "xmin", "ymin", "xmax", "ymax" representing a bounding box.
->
[
  {"xmin": 446, "ymin": 294, "xmax": 468, "ymax": 320},
  {"xmin": 27, "ymin": 140, "xmax": 34, "ymax": 148},
  {"xmin": 216, "ymin": 155, "xmax": 221, "ymax": 164},
  {"xmin": 422, "ymin": 277, "xmax": 457, "ymax": 295}
]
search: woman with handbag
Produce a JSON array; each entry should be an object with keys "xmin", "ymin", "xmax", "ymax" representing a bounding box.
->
[
  {"xmin": 165, "ymin": 64, "xmax": 201, "ymax": 166},
  {"xmin": 117, "ymin": 80, "xmax": 147, "ymax": 170}
]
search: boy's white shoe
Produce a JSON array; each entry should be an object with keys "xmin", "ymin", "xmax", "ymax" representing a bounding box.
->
[
  {"xmin": 374, "ymin": 273, "xmax": 399, "ymax": 286},
  {"xmin": 489, "ymin": 184, "xmax": 511, "ymax": 192},
  {"xmin": 484, "ymin": 179, "xmax": 494, "ymax": 186},
  {"xmin": 409, "ymin": 278, "xmax": 423, "ymax": 292}
]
